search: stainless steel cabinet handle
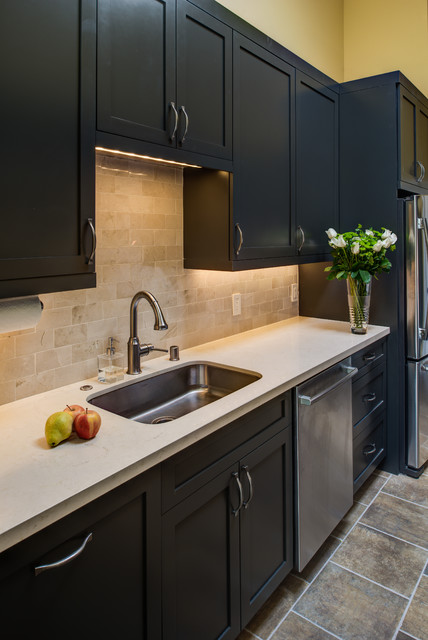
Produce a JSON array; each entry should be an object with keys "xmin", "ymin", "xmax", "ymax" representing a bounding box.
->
[
  {"xmin": 241, "ymin": 465, "xmax": 254, "ymax": 509},
  {"xmin": 169, "ymin": 102, "xmax": 178, "ymax": 141},
  {"xmin": 363, "ymin": 443, "xmax": 376, "ymax": 456},
  {"xmin": 363, "ymin": 353, "xmax": 376, "ymax": 361},
  {"xmin": 235, "ymin": 223, "xmax": 243, "ymax": 255},
  {"xmin": 416, "ymin": 160, "xmax": 426, "ymax": 183},
  {"xmin": 86, "ymin": 218, "xmax": 96, "ymax": 264},
  {"xmin": 231, "ymin": 471, "xmax": 243, "ymax": 517},
  {"xmin": 179, "ymin": 105, "xmax": 189, "ymax": 144},
  {"xmin": 363, "ymin": 392, "xmax": 377, "ymax": 402},
  {"xmin": 297, "ymin": 225, "xmax": 305, "ymax": 252},
  {"xmin": 34, "ymin": 532, "xmax": 93, "ymax": 576},
  {"xmin": 298, "ymin": 366, "xmax": 358, "ymax": 405}
]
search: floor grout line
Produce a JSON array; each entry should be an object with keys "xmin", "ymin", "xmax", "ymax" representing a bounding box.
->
[
  {"xmin": 292, "ymin": 610, "xmax": 344, "ymax": 640},
  {"xmin": 380, "ymin": 489, "xmax": 428, "ymax": 510},
  {"xmin": 391, "ymin": 563, "xmax": 427, "ymax": 640},
  {"xmin": 359, "ymin": 522, "xmax": 428, "ymax": 552},
  {"xmin": 330, "ymin": 560, "xmax": 410, "ymax": 600}
]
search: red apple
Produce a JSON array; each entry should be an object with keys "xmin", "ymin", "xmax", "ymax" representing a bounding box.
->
[
  {"xmin": 63, "ymin": 404, "xmax": 85, "ymax": 431},
  {"xmin": 74, "ymin": 408, "xmax": 101, "ymax": 440}
]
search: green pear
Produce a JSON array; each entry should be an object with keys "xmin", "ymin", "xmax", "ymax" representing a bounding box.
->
[{"xmin": 45, "ymin": 411, "xmax": 73, "ymax": 447}]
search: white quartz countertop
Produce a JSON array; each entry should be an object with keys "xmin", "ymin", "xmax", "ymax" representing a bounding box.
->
[{"xmin": 0, "ymin": 316, "xmax": 389, "ymax": 553}]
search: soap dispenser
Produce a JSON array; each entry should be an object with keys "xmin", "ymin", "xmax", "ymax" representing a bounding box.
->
[{"xmin": 98, "ymin": 337, "xmax": 124, "ymax": 383}]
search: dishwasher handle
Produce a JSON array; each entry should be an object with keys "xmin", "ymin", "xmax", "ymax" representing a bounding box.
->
[{"xmin": 298, "ymin": 366, "xmax": 358, "ymax": 406}]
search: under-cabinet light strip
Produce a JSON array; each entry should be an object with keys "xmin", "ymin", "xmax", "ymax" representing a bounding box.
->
[{"xmin": 95, "ymin": 146, "xmax": 202, "ymax": 168}]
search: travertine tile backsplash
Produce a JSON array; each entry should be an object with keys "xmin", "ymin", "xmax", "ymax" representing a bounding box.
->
[{"xmin": 0, "ymin": 152, "xmax": 298, "ymax": 405}]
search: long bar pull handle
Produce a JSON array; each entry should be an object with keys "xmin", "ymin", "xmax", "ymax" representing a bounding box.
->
[
  {"xmin": 86, "ymin": 218, "xmax": 96, "ymax": 264},
  {"xmin": 298, "ymin": 366, "xmax": 358, "ymax": 405},
  {"xmin": 297, "ymin": 225, "xmax": 305, "ymax": 252},
  {"xmin": 231, "ymin": 471, "xmax": 243, "ymax": 517},
  {"xmin": 416, "ymin": 161, "xmax": 426, "ymax": 183},
  {"xmin": 34, "ymin": 533, "xmax": 93, "ymax": 576},
  {"xmin": 241, "ymin": 465, "xmax": 254, "ymax": 509},
  {"xmin": 235, "ymin": 223, "xmax": 243, "ymax": 255},
  {"xmin": 169, "ymin": 102, "xmax": 178, "ymax": 141},
  {"xmin": 179, "ymin": 105, "xmax": 189, "ymax": 144},
  {"xmin": 363, "ymin": 443, "xmax": 376, "ymax": 456}
]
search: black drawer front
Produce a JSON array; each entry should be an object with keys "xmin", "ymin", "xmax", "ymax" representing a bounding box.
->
[
  {"xmin": 351, "ymin": 339, "xmax": 385, "ymax": 379},
  {"xmin": 352, "ymin": 365, "xmax": 385, "ymax": 431},
  {"xmin": 161, "ymin": 393, "xmax": 291, "ymax": 513},
  {"xmin": 353, "ymin": 417, "xmax": 385, "ymax": 487}
]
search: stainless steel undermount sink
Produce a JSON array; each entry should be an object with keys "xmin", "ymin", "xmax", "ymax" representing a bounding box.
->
[{"xmin": 87, "ymin": 361, "xmax": 262, "ymax": 424}]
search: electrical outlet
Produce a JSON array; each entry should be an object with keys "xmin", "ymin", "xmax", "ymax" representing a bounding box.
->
[
  {"xmin": 232, "ymin": 293, "xmax": 241, "ymax": 316},
  {"xmin": 291, "ymin": 283, "xmax": 298, "ymax": 302}
]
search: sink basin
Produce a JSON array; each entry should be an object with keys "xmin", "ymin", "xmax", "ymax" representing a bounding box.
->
[{"xmin": 88, "ymin": 361, "xmax": 262, "ymax": 424}]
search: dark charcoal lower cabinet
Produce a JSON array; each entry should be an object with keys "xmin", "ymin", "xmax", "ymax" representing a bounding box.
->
[
  {"xmin": 350, "ymin": 338, "xmax": 387, "ymax": 491},
  {"xmin": 161, "ymin": 395, "xmax": 293, "ymax": 639},
  {"xmin": 0, "ymin": 468, "xmax": 161, "ymax": 640}
]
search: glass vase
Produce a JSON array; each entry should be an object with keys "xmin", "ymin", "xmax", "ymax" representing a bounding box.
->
[{"xmin": 346, "ymin": 276, "xmax": 372, "ymax": 334}]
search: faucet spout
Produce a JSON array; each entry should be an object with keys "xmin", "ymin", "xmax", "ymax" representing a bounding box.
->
[{"xmin": 127, "ymin": 291, "xmax": 168, "ymax": 375}]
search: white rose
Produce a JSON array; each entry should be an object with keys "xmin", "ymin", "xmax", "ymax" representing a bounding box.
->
[
  {"xmin": 381, "ymin": 229, "xmax": 392, "ymax": 239},
  {"xmin": 335, "ymin": 235, "xmax": 347, "ymax": 248},
  {"xmin": 326, "ymin": 228, "xmax": 337, "ymax": 239},
  {"xmin": 390, "ymin": 232, "xmax": 397, "ymax": 244},
  {"xmin": 382, "ymin": 237, "xmax": 392, "ymax": 248},
  {"xmin": 365, "ymin": 229, "xmax": 374, "ymax": 236},
  {"xmin": 351, "ymin": 243, "xmax": 360, "ymax": 254},
  {"xmin": 373, "ymin": 240, "xmax": 383, "ymax": 252}
]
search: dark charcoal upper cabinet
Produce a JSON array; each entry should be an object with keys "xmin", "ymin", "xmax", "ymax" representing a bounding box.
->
[
  {"xmin": 400, "ymin": 87, "xmax": 428, "ymax": 191},
  {"xmin": 0, "ymin": 468, "xmax": 161, "ymax": 640},
  {"xmin": 296, "ymin": 71, "xmax": 339, "ymax": 255},
  {"xmin": 232, "ymin": 34, "xmax": 295, "ymax": 262},
  {"xmin": 97, "ymin": 0, "xmax": 232, "ymax": 161},
  {"xmin": 0, "ymin": 0, "xmax": 96, "ymax": 298}
]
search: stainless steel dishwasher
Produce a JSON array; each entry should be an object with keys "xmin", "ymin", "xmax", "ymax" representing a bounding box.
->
[{"xmin": 295, "ymin": 359, "xmax": 357, "ymax": 571}]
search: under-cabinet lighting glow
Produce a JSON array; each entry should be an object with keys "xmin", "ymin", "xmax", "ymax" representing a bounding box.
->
[{"xmin": 95, "ymin": 146, "xmax": 202, "ymax": 168}]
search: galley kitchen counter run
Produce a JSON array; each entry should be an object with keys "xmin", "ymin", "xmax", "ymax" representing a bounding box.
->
[{"xmin": 0, "ymin": 316, "xmax": 389, "ymax": 553}]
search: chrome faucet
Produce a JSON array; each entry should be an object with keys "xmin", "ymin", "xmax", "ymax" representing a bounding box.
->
[{"xmin": 127, "ymin": 291, "xmax": 168, "ymax": 374}]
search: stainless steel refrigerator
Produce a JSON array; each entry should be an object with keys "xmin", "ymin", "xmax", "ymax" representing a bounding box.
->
[{"xmin": 405, "ymin": 195, "xmax": 428, "ymax": 476}]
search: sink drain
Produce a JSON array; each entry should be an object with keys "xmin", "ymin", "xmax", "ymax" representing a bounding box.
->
[{"xmin": 152, "ymin": 416, "xmax": 175, "ymax": 424}]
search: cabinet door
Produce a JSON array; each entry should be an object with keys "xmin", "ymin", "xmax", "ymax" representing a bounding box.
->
[
  {"xmin": 1, "ymin": 482, "xmax": 161, "ymax": 640},
  {"xmin": 232, "ymin": 34, "xmax": 295, "ymax": 261},
  {"xmin": 400, "ymin": 87, "xmax": 428, "ymax": 190},
  {"xmin": 239, "ymin": 428, "xmax": 293, "ymax": 626},
  {"xmin": 416, "ymin": 100, "xmax": 428, "ymax": 190},
  {"xmin": 0, "ymin": 0, "xmax": 96, "ymax": 297},
  {"xmin": 97, "ymin": 0, "xmax": 176, "ymax": 146},
  {"xmin": 162, "ymin": 464, "xmax": 241, "ymax": 640},
  {"xmin": 296, "ymin": 72, "xmax": 338, "ymax": 255},
  {"xmin": 176, "ymin": 0, "xmax": 232, "ymax": 159}
]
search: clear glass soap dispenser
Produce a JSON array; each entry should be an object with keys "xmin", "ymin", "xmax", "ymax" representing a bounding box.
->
[{"xmin": 97, "ymin": 337, "xmax": 124, "ymax": 383}]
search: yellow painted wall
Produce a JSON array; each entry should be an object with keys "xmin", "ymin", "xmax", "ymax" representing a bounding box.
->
[
  {"xmin": 216, "ymin": 0, "xmax": 344, "ymax": 81},
  {"xmin": 344, "ymin": 0, "xmax": 428, "ymax": 95}
]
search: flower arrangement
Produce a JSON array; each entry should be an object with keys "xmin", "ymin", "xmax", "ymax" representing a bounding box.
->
[{"xmin": 324, "ymin": 225, "xmax": 397, "ymax": 333}]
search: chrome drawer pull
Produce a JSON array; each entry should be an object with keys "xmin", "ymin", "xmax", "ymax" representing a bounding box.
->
[
  {"xmin": 179, "ymin": 105, "xmax": 189, "ymax": 144},
  {"xmin": 241, "ymin": 465, "xmax": 254, "ymax": 509},
  {"xmin": 235, "ymin": 223, "xmax": 243, "ymax": 255},
  {"xmin": 231, "ymin": 472, "xmax": 243, "ymax": 517},
  {"xmin": 363, "ymin": 443, "xmax": 376, "ymax": 456},
  {"xmin": 297, "ymin": 225, "xmax": 305, "ymax": 252},
  {"xmin": 86, "ymin": 218, "xmax": 96, "ymax": 264},
  {"xmin": 416, "ymin": 160, "xmax": 426, "ymax": 183},
  {"xmin": 169, "ymin": 102, "xmax": 178, "ymax": 141},
  {"xmin": 363, "ymin": 353, "xmax": 376, "ymax": 361},
  {"xmin": 363, "ymin": 392, "xmax": 377, "ymax": 402},
  {"xmin": 34, "ymin": 532, "xmax": 93, "ymax": 576}
]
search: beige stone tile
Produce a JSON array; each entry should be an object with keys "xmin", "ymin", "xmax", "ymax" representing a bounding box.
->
[
  {"xmin": 99, "ymin": 229, "xmax": 129, "ymax": 248},
  {"xmin": 0, "ymin": 336, "xmax": 15, "ymax": 359},
  {"xmin": 37, "ymin": 307, "xmax": 73, "ymax": 331},
  {"xmin": 331, "ymin": 501, "xmax": 367, "ymax": 539},
  {"xmin": 72, "ymin": 340, "xmax": 105, "ymax": 364},
  {"xmin": 96, "ymin": 210, "xmax": 131, "ymax": 231},
  {"xmin": 100, "ymin": 264, "xmax": 132, "ymax": 284},
  {"xmin": 54, "ymin": 360, "xmax": 96, "ymax": 389},
  {"xmin": 36, "ymin": 347, "xmax": 73, "ymax": 373},
  {"xmin": 129, "ymin": 229, "xmax": 155, "ymax": 246},
  {"xmin": 354, "ymin": 471, "xmax": 388, "ymax": 505},
  {"xmin": 270, "ymin": 612, "xmax": 337, "ymax": 639},
  {"xmin": 52, "ymin": 290, "xmax": 87, "ymax": 308},
  {"xmin": 86, "ymin": 318, "xmax": 118, "ymax": 341},
  {"xmin": 382, "ymin": 472, "xmax": 428, "ymax": 508},
  {"xmin": 0, "ymin": 355, "xmax": 35, "ymax": 383},
  {"xmin": 15, "ymin": 329, "xmax": 54, "ymax": 356},
  {"xmin": 401, "ymin": 575, "xmax": 428, "ymax": 639},
  {"xmin": 114, "ymin": 173, "xmax": 144, "ymax": 195},
  {"xmin": 295, "ymin": 562, "xmax": 407, "ymax": 640},
  {"xmin": 102, "ymin": 298, "xmax": 129, "ymax": 320},
  {"xmin": 246, "ymin": 574, "xmax": 307, "ymax": 639},
  {"xmin": 0, "ymin": 381, "xmax": 16, "ymax": 405},
  {"xmin": 72, "ymin": 303, "xmax": 104, "ymax": 325},
  {"xmin": 332, "ymin": 524, "xmax": 428, "ymax": 597},
  {"xmin": 361, "ymin": 492, "xmax": 428, "ymax": 549},
  {"xmin": 54, "ymin": 325, "xmax": 88, "ymax": 348},
  {"xmin": 292, "ymin": 536, "xmax": 341, "ymax": 584},
  {"xmin": 15, "ymin": 371, "xmax": 56, "ymax": 401}
]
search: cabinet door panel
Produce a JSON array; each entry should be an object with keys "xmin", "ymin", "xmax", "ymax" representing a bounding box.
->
[
  {"xmin": 296, "ymin": 72, "xmax": 338, "ymax": 255},
  {"xmin": 233, "ymin": 34, "xmax": 295, "ymax": 260},
  {"xmin": 416, "ymin": 102, "xmax": 428, "ymax": 190},
  {"xmin": 97, "ymin": 0, "xmax": 176, "ymax": 145},
  {"xmin": 240, "ymin": 428, "xmax": 293, "ymax": 625},
  {"xmin": 0, "ymin": 0, "xmax": 96, "ymax": 295},
  {"xmin": 400, "ymin": 88, "xmax": 417, "ymax": 186},
  {"xmin": 162, "ymin": 465, "xmax": 240, "ymax": 640},
  {"xmin": 177, "ymin": 0, "xmax": 232, "ymax": 158}
]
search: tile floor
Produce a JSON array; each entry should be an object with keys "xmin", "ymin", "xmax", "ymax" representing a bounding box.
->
[{"xmin": 238, "ymin": 466, "xmax": 428, "ymax": 640}]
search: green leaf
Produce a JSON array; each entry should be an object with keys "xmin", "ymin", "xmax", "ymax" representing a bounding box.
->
[
  {"xmin": 359, "ymin": 269, "xmax": 371, "ymax": 283},
  {"xmin": 324, "ymin": 266, "xmax": 332, "ymax": 272},
  {"xmin": 336, "ymin": 271, "xmax": 345, "ymax": 279}
]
